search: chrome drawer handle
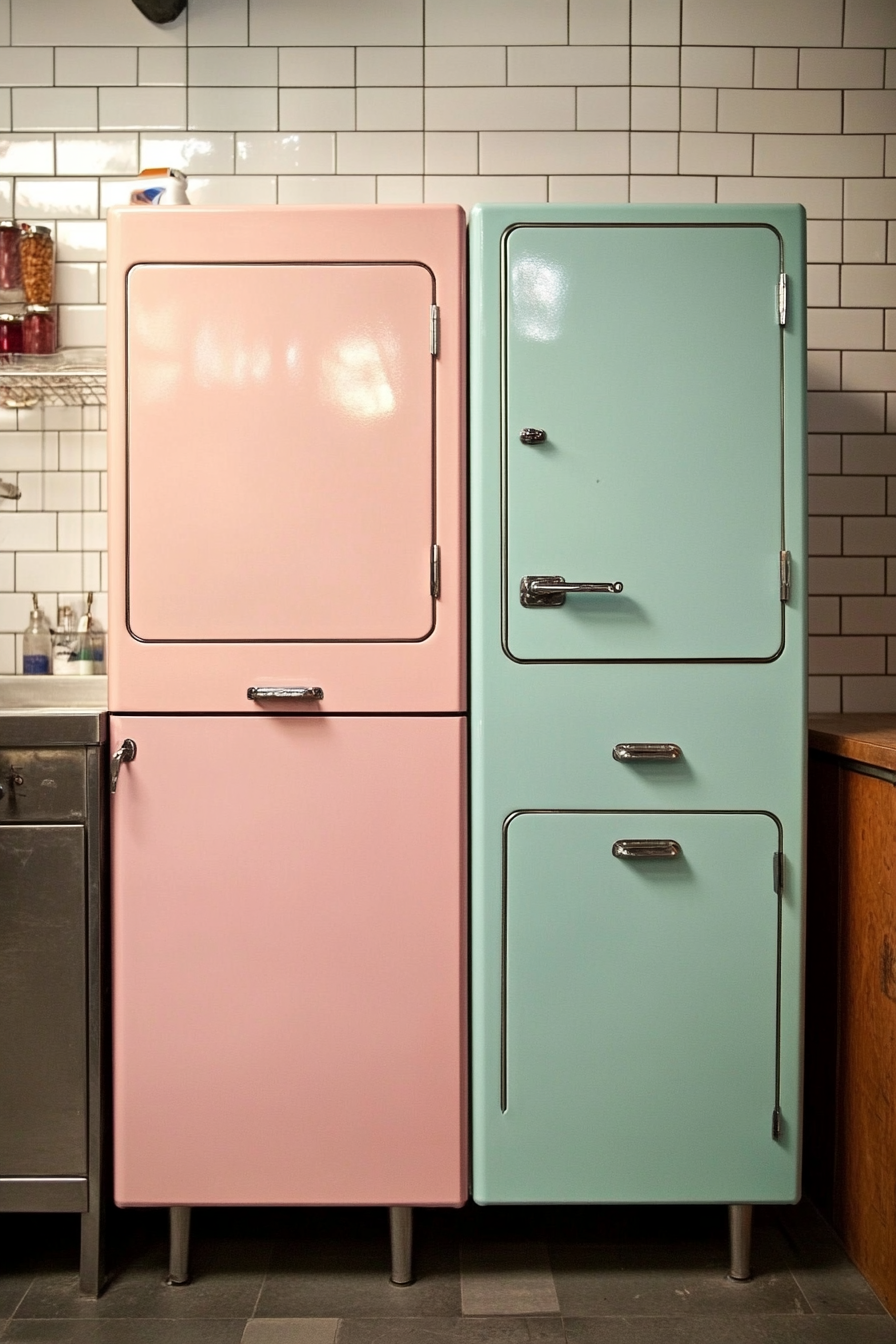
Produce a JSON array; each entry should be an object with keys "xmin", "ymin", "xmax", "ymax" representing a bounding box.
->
[
  {"xmin": 247, "ymin": 686, "xmax": 324, "ymax": 702},
  {"xmin": 110, "ymin": 738, "xmax": 136, "ymax": 794},
  {"xmin": 520, "ymin": 576, "xmax": 623, "ymax": 608},
  {"xmin": 613, "ymin": 743, "xmax": 682, "ymax": 762},
  {"xmin": 519, "ymin": 428, "xmax": 547, "ymax": 444},
  {"xmin": 613, "ymin": 839, "xmax": 681, "ymax": 859}
]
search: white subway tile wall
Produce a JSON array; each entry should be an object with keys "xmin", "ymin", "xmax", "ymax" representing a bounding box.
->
[{"xmin": 0, "ymin": 0, "xmax": 892, "ymax": 709}]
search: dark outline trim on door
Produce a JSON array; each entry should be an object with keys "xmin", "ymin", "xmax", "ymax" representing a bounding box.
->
[
  {"xmin": 497, "ymin": 222, "xmax": 789, "ymax": 666},
  {"xmin": 498, "ymin": 806, "xmax": 786, "ymax": 1136},
  {"xmin": 124, "ymin": 260, "xmax": 440, "ymax": 646}
]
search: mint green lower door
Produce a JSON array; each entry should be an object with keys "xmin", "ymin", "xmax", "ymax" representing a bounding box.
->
[{"xmin": 486, "ymin": 810, "xmax": 794, "ymax": 1204}]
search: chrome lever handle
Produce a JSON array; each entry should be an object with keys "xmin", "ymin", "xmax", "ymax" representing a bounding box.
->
[
  {"xmin": 613, "ymin": 743, "xmax": 682, "ymax": 762},
  {"xmin": 247, "ymin": 686, "xmax": 324, "ymax": 702},
  {"xmin": 110, "ymin": 738, "xmax": 137, "ymax": 794},
  {"xmin": 520, "ymin": 575, "xmax": 623, "ymax": 608},
  {"xmin": 613, "ymin": 839, "xmax": 681, "ymax": 859}
]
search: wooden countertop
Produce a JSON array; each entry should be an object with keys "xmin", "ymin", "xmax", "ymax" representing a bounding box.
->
[{"xmin": 809, "ymin": 714, "xmax": 896, "ymax": 771}]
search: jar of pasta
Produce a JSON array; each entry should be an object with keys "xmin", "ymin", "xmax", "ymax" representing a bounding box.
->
[{"xmin": 19, "ymin": 224, "xmax": 54, "ymax": 304}]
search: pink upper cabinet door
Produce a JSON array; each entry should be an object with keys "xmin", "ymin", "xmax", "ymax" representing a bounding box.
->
[
  {"xmin": 127, "ymin": 263, "xmax": 433, "ymax": 643},
  {"xmin": 106, "ymin": 206, "xmax": 465, "ymax": 714}
]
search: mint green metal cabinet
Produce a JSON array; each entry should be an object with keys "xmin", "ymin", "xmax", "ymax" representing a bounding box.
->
[{"xmin": 470, "ymin": 204, "xmax": 806, "ymax": 1266}]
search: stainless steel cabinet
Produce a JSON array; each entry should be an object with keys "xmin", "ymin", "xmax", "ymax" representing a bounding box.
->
[{"xmin": 0, "ymin": 712, "xmax": 107, "ymax": 1294}]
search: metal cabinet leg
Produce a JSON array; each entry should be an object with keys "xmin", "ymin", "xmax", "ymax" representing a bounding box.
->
[
  {"xmin": 728, "ymin": 1204, "xmax": 753, "ymax": 1282},
  {"xmin": 166, "ymin": 1206, "xmax": 191, "ymax": 1286},
  {"xmin": 389, "ymin": 1206, "xmax": 414, "ymax": 1286},
  {"xmin": 78, "ymin": 1207, "xmax": 106, "ymax": 1297}
]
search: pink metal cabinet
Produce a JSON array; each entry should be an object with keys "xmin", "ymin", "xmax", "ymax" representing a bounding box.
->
[
  {"xmin": 107, "ymin": 206, "xmax": 465, "ymax": 715},
  {"xmin": 107, "ymin": 206, "xmax": 466, "ymax": 1281},
  {"xmin": 112, "ymin": 714, "xmax": 466, "ymax": 1208}
]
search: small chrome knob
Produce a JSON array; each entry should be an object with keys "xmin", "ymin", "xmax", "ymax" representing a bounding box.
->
[{"xmin": 519, "ymin": 428, "xmax": 547, "ymax": 445}]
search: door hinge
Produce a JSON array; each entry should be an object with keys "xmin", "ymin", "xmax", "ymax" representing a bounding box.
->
[
  {"xmin": 779, "ymin": 550, "xmax": 791, "ymax": 603},
  {"xmin": 773, "ymin": 850, "xmax": 784, "ymax": 896},
  {"xmin": 778, "ymin": 272, "xmax": 787, "ymax": 326},
  {"xmin": 772, "ymin": 1107, "xmax": 783, "ymax": 1140},
  {"xmin": 430, "ymin": 304, "xmax": 440, "ymax": 356},
  {"xmin": 430, "ymin": 543, "xmax": 441, "ymax": 599}
]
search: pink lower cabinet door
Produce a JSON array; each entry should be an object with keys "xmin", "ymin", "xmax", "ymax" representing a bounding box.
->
[{"xmin": 111, "ymin": 713, "xmax": 466, "ymax": 1207}]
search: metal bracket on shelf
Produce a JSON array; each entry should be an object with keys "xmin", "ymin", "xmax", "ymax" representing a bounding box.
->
[{"xmin": 0, "ymin": 351, "xmax": 107, "ymax": 410}]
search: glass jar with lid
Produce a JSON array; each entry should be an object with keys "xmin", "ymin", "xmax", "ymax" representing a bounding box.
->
[
  {"xmin": 0, "ymin": 220, "xmax": 22, "ymax": 294},
  {"xmin": 0, "ymin": 312, "xmax": 23, "ymax": 357},
  {"xmin": 22, "ymin": 304, "xmax": 56, "ymax": 354},
  {"xmin": 19, "ymin": 223, "xmax": 54, "ymax": 304}
]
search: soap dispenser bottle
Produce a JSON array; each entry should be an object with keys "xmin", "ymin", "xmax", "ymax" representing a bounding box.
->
[
  {"xmin": 22, "ymin": 592, "xmax": 51, "ymax": 674},
  {"xmin": 53, "ymin": 604, "xmax": 79, "ymax": 676},
  {"xmin": 77, "ymin": 590, "xmax": 105, "ymax": 674}
]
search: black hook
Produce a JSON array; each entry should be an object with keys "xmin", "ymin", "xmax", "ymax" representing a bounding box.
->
[{"xmin": 130, "ymin": 0, "xmax": 186, "ymax": 23}]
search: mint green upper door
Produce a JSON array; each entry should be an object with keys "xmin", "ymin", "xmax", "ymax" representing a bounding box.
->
[{"xmin": 504, "ymin": 225, "xmax": 784, "ymax": 662}]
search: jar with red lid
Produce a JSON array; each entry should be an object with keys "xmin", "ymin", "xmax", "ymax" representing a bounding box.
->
[
  {"xmin": 0, "ymin": 312, "xmax": 23, "ymax": 357},
  {"xmin": 22, "ymin": 304, "xmax": 56, "ymax": 355},
  {"xmin": 0, "ymin": 221, "xmax": 22, "ymax": 294}
]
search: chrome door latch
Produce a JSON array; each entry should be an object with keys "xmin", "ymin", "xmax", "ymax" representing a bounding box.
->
[
  {"xmin": 612, "ymin": 839, "xmax": 681, "ymax": 859},
  {"xmin": 613, "ymin": 743, "xmax": 682, "ymax": 762},
  {"xmin": 520, "ymin": 576, "xmax": 623, "ymax": 607},
  {"xmin": 519, "ymin": 428, "xmax": 547, "ymax": 445},
  {"xmin": 110, "ymin": 738, "xmax": 137, "ymax": 794},
  {"xmin": 247, "ymin": 686, "xmax": 324, "ymax": 702},
  {"xmin": 780, "ymin": 550, "xmax": 791, "ymax": 603}
]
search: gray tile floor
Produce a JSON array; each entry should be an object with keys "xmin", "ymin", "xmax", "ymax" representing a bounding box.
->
[{"xmin": 1, "ymin": 1201, "xmax": 894, "ymax": 1344}]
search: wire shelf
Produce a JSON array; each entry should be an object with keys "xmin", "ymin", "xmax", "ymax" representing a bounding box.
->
[{"xmin": 0, "ymin": 350, "xmax": 106, "ymax": 409}]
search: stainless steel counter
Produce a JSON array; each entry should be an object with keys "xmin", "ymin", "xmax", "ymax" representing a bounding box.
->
[
  {"xmin": 0, "ymin": 673, "xmax": 107, "ymax": 707},
  {"xmin": 0, "ymin": 676, "xmax": 107, "ymax": 745}
]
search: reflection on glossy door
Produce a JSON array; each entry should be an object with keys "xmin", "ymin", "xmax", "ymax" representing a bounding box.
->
[
  {"xmin": 127, "ymin": 263, "xmax": 434, "ymax": 644},
  {"xmin": 505, "ymin": 225, "xmax": 783, "ymax": 662}
]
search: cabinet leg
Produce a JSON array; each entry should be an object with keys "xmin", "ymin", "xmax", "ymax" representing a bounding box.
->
[
  {"xmin": 389, "ymin": 1206, "xmax": 414, "ymax": 1286},
  {"xmin": 728, "ymin": 1204, "xmax": 753, "ymax": 1282},
  {"xmin": 78, "ymin": 1207, "xmax": 106, "ymax": 1297},
  {"xmin": 166, "ymin": 1206, "xmax": 191, "ymax": 1286}
]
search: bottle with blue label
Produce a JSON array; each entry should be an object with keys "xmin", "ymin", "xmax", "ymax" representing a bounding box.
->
[
  {"xmin": 76, "ymin": 590, "xmax": 105, "ymax": 675},
  {"xmin": 22, "ymin": 593, "xmax": 51, "ymax": 674}
]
